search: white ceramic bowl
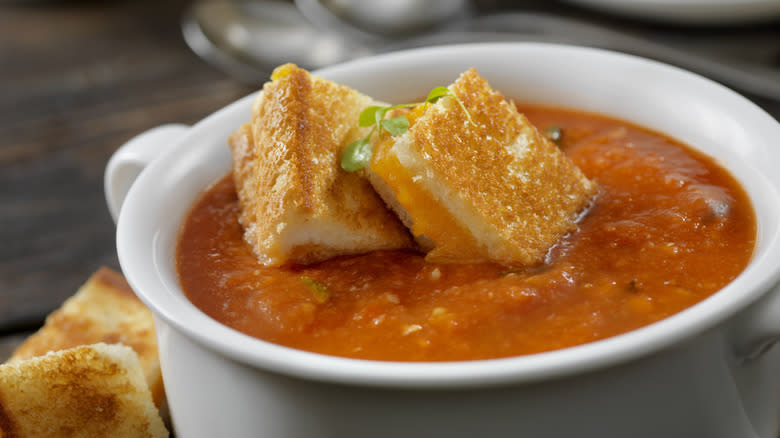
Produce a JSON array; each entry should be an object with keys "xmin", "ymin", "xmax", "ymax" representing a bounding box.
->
[{"xmin": 106, "ymin": 43, "xmax": 780, "ymax": 438}]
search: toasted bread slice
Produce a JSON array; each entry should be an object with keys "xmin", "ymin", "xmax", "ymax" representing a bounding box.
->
[
  {"xmin": 366, "ymin": 69, "xmax": 597, "ymax": 266},
  {"xmin": 229, "ymin": 63, "xmax": 413, "ymax": 266},
  {"xmin": 9, "ymin": 267, "xmax": 166, "ymax": 421},
  {"xmin": 0, "ymin": 343, "xmax": 168, "ymax": 438}
]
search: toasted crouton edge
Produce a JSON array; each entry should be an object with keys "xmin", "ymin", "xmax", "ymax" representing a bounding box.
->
[
  {"xmin": 8, "ymin": 267, "xmax": 168, "ymax": 426},
  {"xmin": 0, "ymin": 343, "xmax": 168, "ymax": 438},
  {"xmin": 365, "ymin": 69, "xmax": 597, "ymax": 265},
  {"xmin": 229, "ymin": 63, "xmax": 413, "ymax": 266}
]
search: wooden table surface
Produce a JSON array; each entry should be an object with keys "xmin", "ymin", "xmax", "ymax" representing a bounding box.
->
[
  {"xmin": 1, "ymin": 0, "xmax": 778, "ymax": 362},
  {"xmin": 1, "ymin": 0, "xmax": 254, "ymax": 338}
]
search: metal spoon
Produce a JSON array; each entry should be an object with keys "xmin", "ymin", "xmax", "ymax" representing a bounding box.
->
[
  {"xmin": 181, "ymin": 0, "xmax": 371, "ymax": 82},
  {"xmin": 182, "ymin": 0, "xmax": 780, "ymax": 101},
  {"xmin": 294, "ymin": 0, "xmax": 473, "ymax": 41}
]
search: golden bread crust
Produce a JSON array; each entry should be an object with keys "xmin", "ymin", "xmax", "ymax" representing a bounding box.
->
[
  {"xmin": 230, "ymin": 63, "xmax": 413, "ymax": 266},
  {"xmin": 374, "ymin": 68, "xmax": 597, "ymax": 265},
  {"xmin": 0, "ymin": 343, "xmax": 168, "ymax": 438},
  {"xmin": 9, "ymin": 267, "xmax": 166, "ymax": 420}
]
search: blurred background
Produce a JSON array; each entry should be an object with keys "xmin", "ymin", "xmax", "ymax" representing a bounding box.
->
[{"xmin": 1, "ymin": 0, "xmax": 779, "ymax": 356}]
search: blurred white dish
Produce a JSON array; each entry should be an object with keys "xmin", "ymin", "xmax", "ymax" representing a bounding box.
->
[{"xmin": 561, "ymin": 0, "xmax": 780, "ymax": 24}]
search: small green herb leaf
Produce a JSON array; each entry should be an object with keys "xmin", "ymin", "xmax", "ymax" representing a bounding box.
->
[
  {"xmin": 380, "ymin": 116, "xmax": 410, "ymax": 136},
  {"xmin": 300, "ymin": 276, "xmax": 330, "ymax": 304},
  {"xmin": 341, "ymin": 137, "xmax": 373, "ymax": 172},
  {"xmin": 425, "ymin": 86, "xmax": 476, "ymax": 127},
  {"xmin": 426, "ymin": 86, "xmax": 452, "ymax": 103},
  {"xmin": 342, "ymin": 85, "xmax": 476, "ymax": 172},
  {"xmin": 545, "ymin": 124, "xmax": 563, "ymax": 145},
  {"xmin": 359, "ymin": 106, "xmax": 384, "ymax": 127},
  {"xmin": 374, "ymin": 108, "xmax": 390, "ymax": 137},
  {"xmin": 375, "ymin": 107, "xmax": 389, "ymax": 124}
]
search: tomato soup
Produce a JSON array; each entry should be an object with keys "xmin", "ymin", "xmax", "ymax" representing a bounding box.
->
[{"xmin": 176, "ymin": 105, "xmax": 756, "ymax": 361}]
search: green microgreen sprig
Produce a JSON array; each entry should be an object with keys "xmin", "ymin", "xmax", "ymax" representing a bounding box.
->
[{"xmin": 340, "ymin": 87, "xmax": 475, "ymax": 172}]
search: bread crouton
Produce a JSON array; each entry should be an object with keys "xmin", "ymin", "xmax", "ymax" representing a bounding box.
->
[
  {"xmin": 0, "ymin": 343, "xmax": 168, "ymax": 438},
  {"xmin": 365, "ymin": 68, "xmax": 597, "ymax": 266},
  {"xmin": 9, "ymin": 267, "xmax": 166, "ymax": 422},
  {"xmin": 229, "ymin": 63, "xmax": 413, "ymax": 266}
]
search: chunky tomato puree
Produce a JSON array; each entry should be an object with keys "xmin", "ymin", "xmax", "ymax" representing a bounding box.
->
[{"xmin": 176, "ymin": 105, "xmax": 756, "ymax": 361}]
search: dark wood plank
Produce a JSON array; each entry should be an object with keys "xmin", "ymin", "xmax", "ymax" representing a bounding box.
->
[
  {"xmin": 0, "ymin": 333, "xmax": 33, "ymax": 363},
  {"xmin": 0, "ymin": 0, "xmax": 255, "ymax": 331}
]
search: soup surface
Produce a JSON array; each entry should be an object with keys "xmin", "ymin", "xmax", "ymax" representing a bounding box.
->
[{"xmin": 177, "ymin": 105, "xmax": 756, "ymax": 361}]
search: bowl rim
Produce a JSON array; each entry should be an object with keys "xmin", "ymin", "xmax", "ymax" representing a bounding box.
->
[{"xmin": 116, "ymin": 42, "xmax": 780, "ymax": 389}]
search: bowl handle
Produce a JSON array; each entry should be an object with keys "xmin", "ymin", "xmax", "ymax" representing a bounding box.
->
[
  {"xmin": 104, "ymin": 124, "xmax": 190, "ymax": 223},
  {"xmin": 732, "ymin": 280, "xmax": 780, "ymax": 362}
]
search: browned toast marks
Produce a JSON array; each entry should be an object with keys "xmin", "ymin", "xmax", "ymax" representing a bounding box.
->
[
  {"xmin": 0, "ymin": 343, "xmax": 168, "ymax": 438},
  {"xmin": 229, "ymin": 63, "xmax": 413, "ymax": 266},
  {"xmin": 9, "ymin": 267, "xmax": 167, "ymax": 423},
  {"xmin": 368, "ymin": 69, "xmax": 597, "ymax": 266}
]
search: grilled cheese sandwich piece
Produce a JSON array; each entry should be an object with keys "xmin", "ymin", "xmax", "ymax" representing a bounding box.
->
[
  {"xmin": 366, "ymin": 69, "xmax": 597, "ymax": 266},
  {"xmin": 0, "ymin": 343, "xmax": 168, "ymax": 438},
  {"xmin": 230, "ymin": 63, "xmax": 413, "ymax": 266},
  {"xmin": 9, "ymin": 267, "xmax": 166, "ymax": 422}
]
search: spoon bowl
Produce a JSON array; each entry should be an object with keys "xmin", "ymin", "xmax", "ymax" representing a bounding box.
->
[
  {"xmin": 294, "ymin": 0, "xmax": 472, "ymax": 39},
  {"xmin": 182, "ymin": 0, "xmax": 368, "ymax": 81}
]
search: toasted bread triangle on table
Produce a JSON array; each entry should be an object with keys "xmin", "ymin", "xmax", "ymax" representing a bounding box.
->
[
  {"xmin": 229, "ymin": 63, "xmax": 413, "ymax": 266},
  {"xmin": 366, "ymin": 68, "xmax": 597, "ymax": 266},
  {"xmin": 0, "ymin": 343, "xmax": 168, "ymax": 438},
  {"xmin": 9, "ymin": 267, "xmax": 166, "ymax": 422}
]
